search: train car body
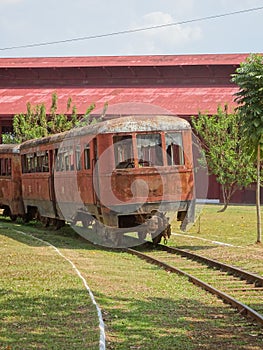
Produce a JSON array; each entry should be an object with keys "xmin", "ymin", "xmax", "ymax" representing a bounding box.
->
[
  {"xmin": 20, "ymin": 132, "xmax": 66, "ymax": 227},
  {"xmin": 19, "ymin": 115, "xmax": 195, "ymax": 244},
  {"xmin": 0, "ymin": 144, "xmax": 25, "ymax": 219}
]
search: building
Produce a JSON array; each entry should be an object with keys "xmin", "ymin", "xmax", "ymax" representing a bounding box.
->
[{"xmin": 0, "ymin": 53, "xmax": 260, "ymax": 203}]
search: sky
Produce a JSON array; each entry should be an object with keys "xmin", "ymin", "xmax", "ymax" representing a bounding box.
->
[{"xmin": 0, "ymin": 0, "xmax": 263, "ymax": 58}]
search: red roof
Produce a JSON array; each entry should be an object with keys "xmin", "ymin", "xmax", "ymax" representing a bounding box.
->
[
  {"xmin": 0, "ymin": 54, "xmax": 249, "ymax": 120},
  {"xmin": 0, "ymin": 53, "xmax": 249, "ymax": 68},
  {"xmin": 0, "ymin": 86, "xmax": 239, "ymax": 117}
]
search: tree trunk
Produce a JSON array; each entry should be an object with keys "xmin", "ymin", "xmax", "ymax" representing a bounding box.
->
[
  {"xmin": 218, "ymin": 184, "xmax": 235, "ymax": 212},
  {"xmin": 256, "ymin": 144, "xmax": 262, "ymax": 243},
  {"xmin": 218, "ymin": 202, "xmax": 229, "ymax": 213}
]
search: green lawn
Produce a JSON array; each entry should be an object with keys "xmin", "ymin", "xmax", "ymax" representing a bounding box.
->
[
  {"xmin": 172, "ymin": 204, "xmax": 263, "ymax": 246},
  {"xmin": 0, "ymin": 226, "xmax": 100, "ymax": 349},
  {"xmin": 0, "ymin": 205, "xmax": 262, "ymax": 349}
]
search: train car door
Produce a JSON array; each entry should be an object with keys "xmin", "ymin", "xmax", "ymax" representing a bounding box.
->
[
  {"xmin": 49, "ymin": 149, "xmax": 59, "ymax": 217},
  {"xmin": 92, "ymin": 138, "xmax": 100, "ymax": 206}
]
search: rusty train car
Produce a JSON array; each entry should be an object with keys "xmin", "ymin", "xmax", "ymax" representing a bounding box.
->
[
  {"xmin": 0, "ymin": 144, "xmax": 24, "ymax": 220},
  {"xmin": 0, "ymin": 115, "xmax": 195, "ymax": 246}
]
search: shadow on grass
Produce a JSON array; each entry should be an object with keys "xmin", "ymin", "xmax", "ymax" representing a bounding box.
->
[
  {"xmin": 0, "ymin": 217, "xmax": 143, "ymax": 251},
  {"xmin": 0, "ymin": 218, "xmax": 105, "ymax": 250},
  {"xmin": 1, "ymin": 217, "xmax": 219, "ymax": 255},
  {"xmin": 1, "ymin": 288, "xmax": 262, "ymax": 350},
  {"xmin": 0, "ymin": 288, "xmax": 100, "ymax": 350},
  {"xmin": 95, "ymin": 293, "xmax": 263, "ymax": 350}
]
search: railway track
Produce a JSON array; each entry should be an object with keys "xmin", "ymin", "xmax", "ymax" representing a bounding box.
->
[{"xmin": 126, "ymin": 243, "xmax": 263, "ymax": 327}]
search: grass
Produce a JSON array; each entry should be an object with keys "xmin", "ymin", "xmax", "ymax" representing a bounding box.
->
[
  {"xmin": 189, "ymin": 204, "xmax": 262, "ymax": 245},
  {"xmin": 170, "ymin": 204, "xmax": 263, "ymax": 276},
  {"xmin": 0, "ymin": 225, "xmax": 100, "ymax": 349},
  {"xmin": 0, "ymin": 204, "xmax": 263, "ymax": 349}
]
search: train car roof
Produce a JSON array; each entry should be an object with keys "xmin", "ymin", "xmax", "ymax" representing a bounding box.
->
[
  {"xmin": 0, "ymin": 144, "xmax": 20, "ymax": 154},
  {"xmin": 20, "ymin": 115, "xmax": 191, "ymax": 149},
  {"xmin": 91, "ymin": 115, "xmax": 191, "ymax": 134}
]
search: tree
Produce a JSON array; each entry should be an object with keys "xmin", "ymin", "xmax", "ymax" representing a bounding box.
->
[
  {"xmin": 232, "ymin": 53, "xmax": 263, "ymax": 243},
  {"xmin": 5, "ymin": 92, "xmax": 99, "ymax": 143},
  {"xmin": 12, "ymin": 102, "xmax": 48, "ymax": 143},
  {"xmin": 192, "ymin": 106, "xmax": 256, "ymax": 212},
  {"xmin": 47, "ymin": 92, "xmax": 79, "ymax": 134}
]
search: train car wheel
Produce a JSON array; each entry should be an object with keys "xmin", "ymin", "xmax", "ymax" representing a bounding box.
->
[
  {"xmin": 40, "ymin": 216, "xmax": 50, "ymax": 227},
  {"xmin": 81, "ymin": 216, "xmax": 93, "ymax": 228},
  {"xmin": 50, "ymin": 218, "xmax": 65, "ymax": 230},
  {"xmin": 23, "ymin": 213, "xmax": 31, "ymax": 223},
  {"xmin": 55, "ymin": 219, "xmax": 65, "ymax": 230},
  {"xmin": 10, "ymin": 215, "xmax": 17, "ymax": 222},
  {"xmin": 2, "ymin": 207, "xmax": 17, "ymax": 222},
  {"xmin": 3, "ymin": 208, "xmax": 9, "ymax": 217},
  {"xmin": 152, "ymin": 233, "xmax": 162, "ymax": 246}
]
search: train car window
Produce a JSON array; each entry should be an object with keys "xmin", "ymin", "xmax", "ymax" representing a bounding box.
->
[
  {"xmin": 0, "ymin": 158, "xmax": 11, "ymax": 176},
  {"xmin": 113, "ymin": 135, "xmax": 134, "ymax": 168},
  {"xmin": 65, "ymin": 153, "xmax": 70, "ymax": 171},
  {"xmin": 54, "ymin": 149, "xmax": 59, "ymax": 171},
  {"xmin": 0, "ymin": 159, "xmax": 5, "ymax": 176},
  {"xmin": 33, "ymin": 156, "xmax": 37, "ymax": 172},
  {"xmin": 43, "ymin": 152, "xmax": 49, "ymax": 172},
  {"xmin": 6, "ymin": 158, "xmax": 11, "ymax": 176},
  {"xmin": 55, "ymin": 150, "xmax": 64, "ymax": 171},
  {"xmin": 93, "ymin": 139, "xmax": 98, "ymax": 163},
  {"xmin": 64, "ymin": 149, "xmax": 74, "ymax": 171},
  {"xmin": 0, "ymin": 159, "xmax": 3, "ymax": 175},
  {"xmin": 84, "ymin": 144, "xmax": 90, "ymax": 170},
  {"xmin": 55, "ymin": 148, "xmax": 73, "ymax": 172},
  {"xmin": 75, "ymin": 145, "xmax": 82, "ymax": 170},
  {"xmin": 136, "ymin": 133, "xmax": 163, "ymax": 167},
  {"xmin": 36, "ymin": 151, "xmax": 49, "ymax": 172},
  {"xmin": 22, "ymin": 155, "xmax": 27, "ymax": 173},
  {"xmin": 0, "ymin": 158, "xmax": 6, "ymax": 175},
  {"xmin": 22, "ymin": 152, "xmax": 49, "ymax": 173},
  {"xmin": 69, "ymin": 149, "xmax": 74, "ymax": 171},
  {"xmin": 23, "ymin": 153, "xmax": 36, "ymax": 173},
  {"xmin": 165, "ymin": 132, "xmax": 184, "ymax": 166}
]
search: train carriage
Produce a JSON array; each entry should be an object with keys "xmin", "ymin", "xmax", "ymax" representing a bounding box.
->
[
  {"xmin": 0, "ymin": 144, "xmax": 24, "ymax": 220},
  {"xmin": 20, "ymin": 132, "xmax": 67, "ymax": 227},
  {"xmin": 55, "ymin": 114, "xmax": 195, "ymax": 244},
  {"xmin": 1, "ymin": 114, "xmax": 196, "ymax": 246}
]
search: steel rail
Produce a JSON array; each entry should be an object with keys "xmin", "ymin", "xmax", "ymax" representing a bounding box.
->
[
  {"xmin": 158, "ymin": 244, "xmax": 263, "ymax": 287},
  {"xmin": 127, "ymin": 248, "xmax": 263, "ymax": 327}
]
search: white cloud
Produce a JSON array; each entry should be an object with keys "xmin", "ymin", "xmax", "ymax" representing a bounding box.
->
[{"xmin": 127, "ymin": 11, "xmax": 202, "ymax": 54}]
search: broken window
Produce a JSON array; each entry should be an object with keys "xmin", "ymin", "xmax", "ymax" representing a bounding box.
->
[
  {"xmin": 113, "ymin": 135, "xmax": 134, "ymax": 168},
  {"xmin": 84, "ymin": 144, "xmax": 90, "ymax": 170},
  {"xmin": 165, "ymin": 132, "xmax": 184, "ymax": 166},
  {"xmin": 136, "ymin": 133, "xmax": 163, "ymax": 167},
  {"xmin": 75, "ymin": 145, "xmax": 81, "ymax": 170}
]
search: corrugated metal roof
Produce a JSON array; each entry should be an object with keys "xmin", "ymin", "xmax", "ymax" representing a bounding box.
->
[
  {"xmin": 0, "ymin": 53, "xmax": 250, "ymax": 68},
  {"xmin": 21, "ymin": 115, "xmax": 191, "ymax": 149},
  {"xmin": 0, "ymin": 86, "xmax": 238, "ymax": 116}
]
